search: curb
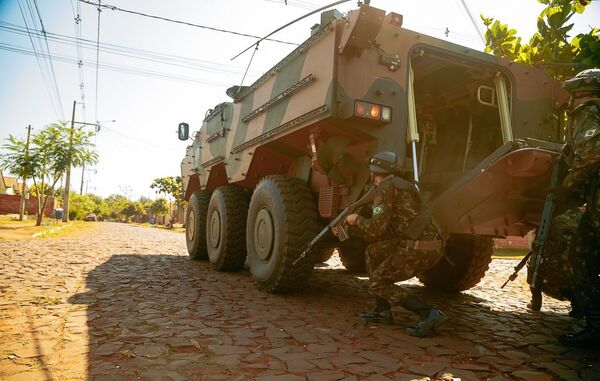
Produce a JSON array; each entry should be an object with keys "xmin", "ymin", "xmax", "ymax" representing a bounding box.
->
[{"xmin": 32, "ymin": 223, "xmax": 73, "ymax": 238}]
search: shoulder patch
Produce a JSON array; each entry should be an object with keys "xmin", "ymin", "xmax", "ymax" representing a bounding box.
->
[{"xmin": 584, "ymin": 128, "xmax": 600, "ymax": 140}]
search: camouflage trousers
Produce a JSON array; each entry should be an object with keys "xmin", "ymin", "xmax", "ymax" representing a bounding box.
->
[
  {"xmin": 542, "ymin": 207, "xmax": 600, "ymax": 308},
  {"xmin": 577, "ymin": 208, "xmax": 600, "ymax": 308},
  {"xmin": 366, "ymin": 239, "xmax": 442, "ymax": 311}
]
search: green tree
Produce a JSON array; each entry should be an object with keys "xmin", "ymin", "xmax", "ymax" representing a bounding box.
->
[
  {"xmin": 86, "ymin": 193, "xmax": 104, "ymax": 215},
  {"xmin": 70, "ymin": 194, "xmax": 96, "ymax": 220},
  {"xmin": 150, "ymin": 176, "xmax": 183, "ymax": 225},
  {"xmin": 1, "ymin": 122, "xmax": 98, "ymax": 225},
  {"xmin": 102, "ymin": 194, "xmax": 129, "ymax": 220},
  {"xmin": 482, "ymin": 0, "xmax": 599, "ymax": 80},
  {"xmin": 149, "ymin": 198, "xmax": 169, "ymax": 225},
  {"xmin": 121, "ymin": 201, "xmax": 144, "ymax": 222},
  {"xmin": 0, "ymin": 135, "xmax": 36, "ymax": 187}
]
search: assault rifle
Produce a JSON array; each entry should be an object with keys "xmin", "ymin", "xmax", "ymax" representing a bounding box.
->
[
  {"xmin": 292, "ymin": 181, "xmax": 385, "ymax": 267},
  {"xmin": 500, "ymin": 150, "xmax": 566, "ymax": 309}
]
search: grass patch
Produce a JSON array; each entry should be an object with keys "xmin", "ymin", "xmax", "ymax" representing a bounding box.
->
[
  {"xmin": 0, "ymin": 215, "xmax": 93, "ymax": 240},
  {"xmin": 493, "ymin": 248, "xmax": 529, "ymax": 258}
]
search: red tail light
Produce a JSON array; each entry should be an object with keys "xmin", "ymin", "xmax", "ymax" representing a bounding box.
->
[{"xmin": 354, "ymin": 101, "xmax": 392, "ymax": 123}]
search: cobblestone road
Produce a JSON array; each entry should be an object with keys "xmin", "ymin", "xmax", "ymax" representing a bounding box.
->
[{"xmin": 0, "ymin": 223, "xmax": 598, "ymax": 381}]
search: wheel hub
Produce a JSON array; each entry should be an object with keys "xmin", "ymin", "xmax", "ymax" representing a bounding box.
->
[
  {"xmin": 209, "ymin": 210, "xmax": 221, "ymax": 248},
  {"xmin": 187, "ymin": 210, "xmax": 195, "ymax": 241},
  {"xmin": 254, "ymin": 207, "xmax": 274, "ymax": 260}
]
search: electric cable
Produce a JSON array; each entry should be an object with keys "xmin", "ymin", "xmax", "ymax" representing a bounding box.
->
[
  {"xmin": 0, "ymin": 42, "xmax": 234, "ymax": 86},
  {"xmin": 16, "ymin": 0, "xmax": 61, "ymax": 119},
  {"xmin": 95, "ymin": 0, "xmax": 101, "ymax": 122},
  {"xmin": 78, "ymin": 0, "xmax": 298, "ymax": 46},
  {"xmin": 33, "ymin": 0, "xmax": 66, "ymax": 119},
  {"xmin": 0, "ymin": 21, "xmax": 257, "ymax": 75}
]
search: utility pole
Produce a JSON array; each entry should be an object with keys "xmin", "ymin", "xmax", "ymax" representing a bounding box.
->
[
  {"xmin": 80, "ymin": 165, "xmax": 85, "ymax": 195},
  {"xmin": 18, "ymin": 125, "xmax": 32, "ymax": 221},
  {"xmin": 63, "ymin": 100, "xmax": 76, "ymax": 222}
]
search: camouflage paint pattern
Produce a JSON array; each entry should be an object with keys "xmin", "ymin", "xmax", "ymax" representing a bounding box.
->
[
  {"xmin": 562, "ymin": 100, "xmax": 600, "ymax": 212},
  {"xmin": 181, "ymin": 3, "xmax": 568, "ymax": 236},
  {"xmin": 349, "ymin": 177, "xmax": 442, "ymax": 312},
  {"xmin": 538, "ymin": 208, "xmax": 600, "ymax": 308},
  {"xmin": 546, "ymin": 98, "xmax": 600, "ymax": 309}
]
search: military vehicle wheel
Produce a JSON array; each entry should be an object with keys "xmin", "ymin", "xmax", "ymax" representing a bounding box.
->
[
  {"xmin": 418, "ymin": 234, "xmax": 493, "ymax": 291},
  {"xmin": 186, "ymin": 191, "xmax": 211, "ymax": 260},
  {"xmin": 246, "ymin": 176, "xmax": 319, "ymax": 292},
  {"xmin": 206, "ymin": 186, "xmax": 249, "ymax": 271},
  {"xmin": 338, "ymin": 239, "xmax": 367, "ymax": 273}
]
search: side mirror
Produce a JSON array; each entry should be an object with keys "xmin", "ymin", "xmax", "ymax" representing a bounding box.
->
[{"xmin": 178, "ymin": 122, "xmax": 189, "ymax": 141}]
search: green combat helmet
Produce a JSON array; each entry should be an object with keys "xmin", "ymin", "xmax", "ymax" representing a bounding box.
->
[
  {"xmin": 562, "ymin": 68, "xmax": 600, "ymax": 95},
  {"xmin": 368, "ymin": 151, "xmax": 402, "ymax": 175}
]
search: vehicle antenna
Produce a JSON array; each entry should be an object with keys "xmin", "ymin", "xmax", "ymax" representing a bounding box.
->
[{"xmin": 231, "ymin": 0, "xmax": 351, "ymax": 61}]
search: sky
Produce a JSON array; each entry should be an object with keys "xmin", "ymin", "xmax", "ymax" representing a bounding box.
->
[{"xmin": 0, "ymin": 0, "xmax": 598, "ymax": 200}]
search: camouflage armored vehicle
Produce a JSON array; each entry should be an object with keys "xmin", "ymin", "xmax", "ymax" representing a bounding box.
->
[{"xmin": 178, "ymin": 3, "xmax": 569, "ymax": 292}]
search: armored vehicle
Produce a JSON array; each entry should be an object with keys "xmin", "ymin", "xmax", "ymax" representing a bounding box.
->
[{"xmin": 179, "ymin": 3, "xmax": 568, "ymax": 292}]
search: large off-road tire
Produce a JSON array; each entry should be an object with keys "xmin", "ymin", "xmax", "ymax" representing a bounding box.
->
[
  {"xmin": 338, "ymin": 239, "xmax": 367, "ymax": 273},
  {"xmin": 246, "ymin": 176, "xmax": 320, "ymax": 293},
  {"xmin": 206, "ymin": 186, "xmax": 249, "ymax": 271},
  {"xmin": 418, "ymin": 234, "xmax": 493, "ymax": 292},
  {"xmin": 186, "ymin": 191, "xmax": 211, "ymax": 260}
]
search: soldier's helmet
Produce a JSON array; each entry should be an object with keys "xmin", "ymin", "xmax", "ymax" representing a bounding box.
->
[
  {"xmin": 562, "ymin": 68, "xmax": 600, "ymax": 96},
  {"xmin": 368, "ymin": 151, "xmax": 402, "ymax": 175}
]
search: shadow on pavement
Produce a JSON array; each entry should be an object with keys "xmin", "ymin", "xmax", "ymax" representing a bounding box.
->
[{"xmin": 70, "ymin": 254, "xmax": 600, "ymax": 380}]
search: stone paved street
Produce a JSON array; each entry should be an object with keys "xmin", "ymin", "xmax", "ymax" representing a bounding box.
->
[{"xmin": 0, "ymin": 223, "xmax": 599, "ymax": 381}]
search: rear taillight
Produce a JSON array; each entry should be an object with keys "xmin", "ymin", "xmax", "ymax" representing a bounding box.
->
[{"xmin": 354, "ymin": 101, "xmax": 392, "ymax": 122}]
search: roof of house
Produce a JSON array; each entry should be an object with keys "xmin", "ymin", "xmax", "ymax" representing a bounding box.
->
[{"xmin": 3, "ymin": 176, "xmax": 19, "ymax": 188}]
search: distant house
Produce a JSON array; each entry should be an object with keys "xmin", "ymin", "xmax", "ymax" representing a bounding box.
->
[{"xmin": 0, "ymin": 169, "xmax": 24, "ymax": 195}]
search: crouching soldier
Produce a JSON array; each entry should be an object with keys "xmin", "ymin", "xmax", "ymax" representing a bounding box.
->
[{"xmin": 343, "ymin": 151, "xmax": 446, "ymax": 337}]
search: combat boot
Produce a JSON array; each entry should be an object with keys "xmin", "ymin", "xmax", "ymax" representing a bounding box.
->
[
  {"xmin": 361, "ymin": 297, "xmax": 390, "ymax": 316},
  {"xmin": 406, "ymin": 307, "xmax": 446, "ymax": 337},
  {"xmin": 360, "ymin": 308, "xmax": 394, "ymax": 325},
  {"xmin": 559, "ymin": 307, "xmax": 600, "ymax": 350}
]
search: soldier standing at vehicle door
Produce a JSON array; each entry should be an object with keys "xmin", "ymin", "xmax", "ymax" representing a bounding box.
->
[
  {"xmin": 551, "ymin": 69, "xmax": 600, "ymax": 349},
  {"xmin": 343, "ymin": 151, "xmax": 446, "ymax": 337}
]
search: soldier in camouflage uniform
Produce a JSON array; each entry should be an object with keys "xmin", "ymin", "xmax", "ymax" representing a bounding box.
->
[
  {"xmin": 553, "ymin": 69, "xmax": 600, "ymax": 349},
  {"xmin": 538, "ymin": 208, "xmax": 593, "ymax": 317},
  {"xmin": 344, "ymin": 151, "xmax": 446, "ymax": 337}
]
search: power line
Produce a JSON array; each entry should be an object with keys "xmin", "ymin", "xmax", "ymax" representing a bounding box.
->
[
  {"xmin": 264, "ymin": 0, "xmax": 319, "ymax": 10},
  {"xmin": 101, "ymin": 125, "xmax": 173, "ymax": 150},
  {"xmin": 16, "ymin": 0, "xmax": 61, "ymax": 119},
  {"xmin": 32, "ymin": 0, "xmax": 66, "ymax": 118},
  {"xmin": 94, "ymin": 0, "xmax": 101, "ymax": 122},
  {"xmin": 0, "ymin": 42, "xmax": 234, "ymax": 86},
  {"xmin": 0, "ymin": 21, "xmax": 257, "ymax": 76},
  {"xmin": 78, "ymin": 0, "xmax": 299, "ymax": 46}
]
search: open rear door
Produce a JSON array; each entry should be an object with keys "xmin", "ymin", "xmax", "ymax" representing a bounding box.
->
[{"xmin": 431, "ymin": 141, "xmax": 560, "ymax": 237}]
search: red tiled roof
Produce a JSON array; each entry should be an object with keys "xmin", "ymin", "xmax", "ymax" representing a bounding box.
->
[{"xmin": 3, "ymin": 177, "xmax": 19, "ymax": 188}]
